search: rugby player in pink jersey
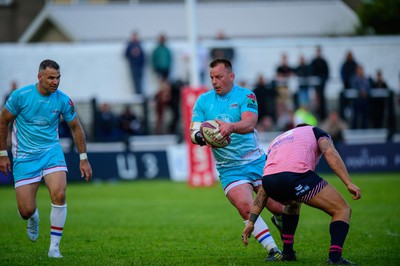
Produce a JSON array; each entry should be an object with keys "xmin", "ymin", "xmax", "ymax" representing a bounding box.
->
[{"xmin": 242, "ymin": 124, "xmax": 361, "ymax": 265}]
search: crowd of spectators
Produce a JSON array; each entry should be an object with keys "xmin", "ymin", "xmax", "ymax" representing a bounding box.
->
[
  {"xmin": 2, "ymin": 34, "xmax": 396, "ymax": 144},
  {"xmin": 88, "ymin": 38, "xmax": 398, "ymax": 142}
]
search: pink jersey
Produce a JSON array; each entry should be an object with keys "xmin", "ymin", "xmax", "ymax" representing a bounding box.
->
[{"xmin": 263, "ymin": 126, "xmax": 331, "ymax": 175}]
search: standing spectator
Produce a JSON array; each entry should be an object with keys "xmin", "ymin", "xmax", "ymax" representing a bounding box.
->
[
  {"xmin": 274, "ymin": 54, "xmax": 293, "ymax": 122},
  {"xmin": 0, "ymin": 59, "xmax": 92, "ymax": 258},
  {"xmin": 95, "ymin": 103, "xmax": 120, "ymax": 141},
  {"xmin": 168, "ymin": 79, "xmax": 185, "ymax": 134},
  {"xmin": 154, "ymin": 77, "xmax": 172, "ymax": 134},
  {"xmin": 294, "ymin": 55, "xmax": 311, "ymax": 109},
  {"xmin": 252, "ymin": 74, "xmax": 277, "ymax": 129},
  {"xmin": 242, "ymin": 124, "xmax": 361, "ymax": 265},
  {"xmin": 152, "ymin": 34, "xmax": 172, "ymax": 80},
  {"xmin": 340, "ymin": 51, "xmax": 358, "ymax": 89},
  {"xmin": 190, "ymin": 58, "xmax": 283, "ymax": 261},
  {"xmin": 125, "ymin": 31, "xmax": 145, "ymax": 95},
  {"xmin": 351, "ymin": 65, "xmax": 370, "ymax": 129},
  {"xmin": 310, "ymin": 45, "xmax": 329, "ymax": 120},
  {"xmin": 370, "ymin": 69, "xmax": 389, "ymax": 128},
  {"xmin": 276, "ymin": 53, "xmax": 293, "ymax": 79},
  {"xmin": 209, "ymin": 30, "xmax": 235, "ymax": 62}
]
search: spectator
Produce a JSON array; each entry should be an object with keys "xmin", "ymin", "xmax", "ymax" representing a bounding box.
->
[
  {"xmin": 252, "ymin": 74, "xmax": 277, "ymax": 128},
  {"xmin": 340, "ymin": 51, "xmax": 358, "ymax": 89},
  {"xmin": 293, "ymin": 104, "xmax": 318, "ymax": 127},
  {"xmin": 350, "ymin": 65, "xmax": 370, "ymax": 129},
  {"xmin": 276, "ymin": 53, "xmax": 293, "ymax": 79},
  {"xmin": 154, "ymin": 77, "xmax": 172, "ymax": 134},
  {"xmin": 294, "ymin": 55, "xmax": 311, "ymax": 109},
  {"xmin": 209, "ymin": 30, "xmax": 235, "ymax": 62},
  {"xmin": 320, "ymin": 110, "xmax": 349, "ymax": 143},
  {"xmin": 125, "ymin": 31, "xmax": 145, "ymax": 95},
  {"xmin": 370, "ymin": 69, "xmax": 389, "ymax": 128},
  {"xmin": 310, "ymin": 46, "xmax": 329, "ymax": 120},
  {"xmin": 118, "ymin": 105, "xmax": 142, "ymax": 139},
  {"xmin": 152, "ymin": 34, "xmax": 172, "ymax": 80},
  {"xmin": 95, "ymin": 103, "xmax": 120, "ymax": 141},
  {"xmin": 168, "ymin": 79, "xmax": 185, "ymax": 135}
]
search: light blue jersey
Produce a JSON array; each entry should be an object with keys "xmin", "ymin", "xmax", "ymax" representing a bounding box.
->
[
  {"xmin": 5, "ymin": 83, "xmax": 76, "ymax": 160},
  {"xmin": 192, "ymin": 85, "xmax": 265, "ymax": 170}
]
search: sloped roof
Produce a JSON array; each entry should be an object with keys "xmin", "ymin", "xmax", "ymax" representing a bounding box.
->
[{"xmin": 19, "ymin": 0, "xmax": 359, "ymax": 42}]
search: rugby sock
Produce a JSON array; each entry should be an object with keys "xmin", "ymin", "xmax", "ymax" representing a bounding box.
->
[
  {"xmin": 50, "ymin": 203, "xmax": 67, "ymax": 250},
  {"xmin": 328, "ymin": 220, "xmax": 349, "ymax": 262},
  {"xmin": 281, "ymin": 213, "xmax": 299, "ymax": 255},
  {"xmin": 244, "ymin": 217, "xmax": 279, "ymax": 252}
]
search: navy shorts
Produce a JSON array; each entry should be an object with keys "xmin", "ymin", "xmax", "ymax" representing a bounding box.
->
[{"xmin": 262, "ymin": 170, "xmax": 328, "ymax": 204}]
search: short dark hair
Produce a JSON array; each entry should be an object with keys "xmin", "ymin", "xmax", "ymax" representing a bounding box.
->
[
  {"xmin": 209, "ymin": 58, "xmax": 232, "ymax": 71},
  {"xmin": 39, "ymin": 59, "xmax": 60, "ymax": 72}
]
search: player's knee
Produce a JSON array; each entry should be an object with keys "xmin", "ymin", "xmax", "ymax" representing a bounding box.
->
[
  {"xmin": 18, "ymin": 208, "xmax": 35, "ymax": 220},
  {"xmin": 236, "ymin": 203, "xmax": 252, "ymax": 220},
  {"xmin": 51, "ymin": 190, "xmax": 66, "ymax": 205}
]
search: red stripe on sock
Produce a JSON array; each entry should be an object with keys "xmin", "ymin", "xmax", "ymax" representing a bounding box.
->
[
  {"xmin": 51, "ymin": 226, "xmax": 63, "ymax": 230},
  {"xmin": 255, "ymin": 229, "xmax": 270, "ymax": 239}
]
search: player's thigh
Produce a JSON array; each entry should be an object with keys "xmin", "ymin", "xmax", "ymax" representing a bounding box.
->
[
  {"xmin": 306, "ymin": 184, "xmax": 349, "ymax": 217},
  {"xmin": 44, "ymin": 171, "xmax": 67, "ymax": 204},
  {"xmin": 15, "ymin": 182, "xmax": 41, "ymax": 216},
  {"xmin": 227, "ymin": 183, "xmax": 254, "ymax": 206}
]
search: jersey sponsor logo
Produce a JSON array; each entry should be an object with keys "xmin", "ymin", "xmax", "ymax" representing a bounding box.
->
[
  {"xmin": 229, "ymin": 103, "xmax": 238, "ymax": 109},
  {"xmin": 246, "ymin": 93, "xmax": 258, "ymax": 109}
]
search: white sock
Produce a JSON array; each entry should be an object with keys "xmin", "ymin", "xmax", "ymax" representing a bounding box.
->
[
  {"xmin": 244, "ymin": 217, "xmax": 278, "ymax": 252},
  {"xmin": 50, "ymin": 203, "xmax": 67, "ymax": 250}
]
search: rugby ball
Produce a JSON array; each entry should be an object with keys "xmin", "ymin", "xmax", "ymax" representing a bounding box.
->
[{"xmin": 200, "ymin": 120, "xmax": 231, "ymax": 148}]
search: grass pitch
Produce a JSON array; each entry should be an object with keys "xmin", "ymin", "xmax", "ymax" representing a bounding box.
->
[{"xmin": 0, "ymin": 173, "xmax": 399, "ymax": 266}]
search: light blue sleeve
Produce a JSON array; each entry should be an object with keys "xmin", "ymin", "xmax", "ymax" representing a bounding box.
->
[{"xmin": 191, "ymin": 94, "xmax": 205, "ymax": 123}]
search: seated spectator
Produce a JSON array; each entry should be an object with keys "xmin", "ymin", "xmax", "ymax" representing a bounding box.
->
[
  {"xmin": 118, "ymin": 105, "xmax": 142, "ymax": 140},
  {"xmin": 293, "ymin": 104, "xmax": 318, "ymax": 127},
  {"xmin": 94, "ymin": 103, "xmax": 120, "ymax": 142},
  {"xmin": 320, "ymin": 110, "xmax": 348, "ymax": 143}
]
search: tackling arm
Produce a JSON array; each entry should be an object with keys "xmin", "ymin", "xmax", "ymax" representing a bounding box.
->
[
  {"xmin": 241, "ymin": 186, "xmax": 269, "ymax": 246},
  {"xmin": 318, "ymin": 137, "xmax": 361, "ymax": 200}
]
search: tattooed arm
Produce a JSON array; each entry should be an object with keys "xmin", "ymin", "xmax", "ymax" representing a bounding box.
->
[
  {"xmin": 318, "ymin": 137, "xmax": 361, "ymax": 200},
  {"xmin": 241, "ymin": 186, "xmax": 269, "ymax": 246}
]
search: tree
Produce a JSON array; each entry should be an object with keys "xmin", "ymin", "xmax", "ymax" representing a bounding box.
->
[{"xmin": 356, "ymin": 0, "xmax": 400, "ymax": 35}]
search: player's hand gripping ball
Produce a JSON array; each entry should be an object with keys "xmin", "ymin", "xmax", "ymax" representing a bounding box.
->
[{"xmin": 200, "ymin": 120, "xmax": 231, "ymax": 148}]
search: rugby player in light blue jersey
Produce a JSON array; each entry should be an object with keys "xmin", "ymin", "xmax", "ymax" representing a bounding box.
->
[
  {"xmin": 0, "ymin": 59, "xmax": 92, "ymax": 258},
  {"xmin": 190, "ymin": 58, "xmax": 283, "ymax": 261}
]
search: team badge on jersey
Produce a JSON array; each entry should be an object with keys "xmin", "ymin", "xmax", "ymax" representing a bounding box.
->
[{"xmin": 246, "ymin": 93, "xmax": 258, "ymax": 110}]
